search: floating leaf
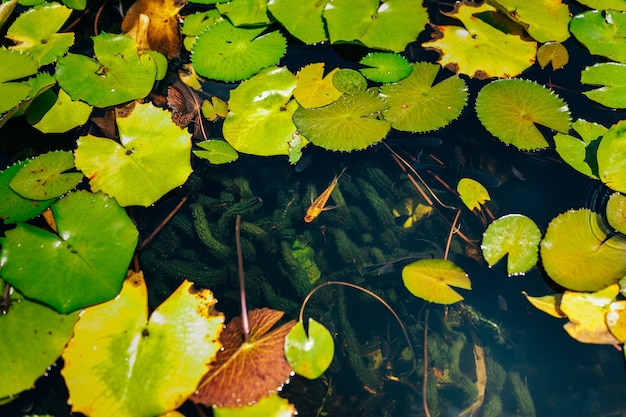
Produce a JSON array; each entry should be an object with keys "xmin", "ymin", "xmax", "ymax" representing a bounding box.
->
[
  {"xmin": 323, "ymin": 0, "xmax": 428, "ymax": 52},
  {"xmin": 332, "ymin": 69, "xmax": 367, "ymax": 95},
  {"xmin": 402, "ymin": 258, "xmax": 471, "ymax": 305},
  {"xmin": 581, "ymin": 63, "xmax": 626, "ymax": 109},
  {"xmin": 193, "ymin": 140, "xmax": 239, "ymax": 164},
  {"xmin": 475, "ymin": 78, "xmax": 571, "ymax": 150},
  {"xmin": 223, "ymin": 66, "xmax": 301, "ymax": 156},
  {"xmin": 392, "ymin": 198, "xmax": 433, "ymax": 229},
  {"xmin": 285, "ymin": 318, "xmax": 334, "ymax": 379},
  {"xmin": 293, "ymin": 63, "xmax": 342, "ymax": 109},
  {"xmin": 575, "ymin": 0, "xmax": 626, "ymax": 10},
  {"xmin": 491, "ymin": 0, "xmax": 571, "ymax": 42},
  {"xmin": 74, "ymin": 103, "xmax": 192, "ymax": 207},
  {"xmin": 554, "ymin": 119, "xmax": 606, "ymax": 179},
  {"xmin": 540, "ymin": 209, "xmax": 626, "ymax": 292},
  {"xmin": 26, "ymin": 88, "xmax": 92, "ymax": 133},
  {"xmin": 0, "ymin": 160, "xmax": 55, "ymax": 223},
  {"xmin": 560, "ymin": 284, "xmax": 620, "ymax": 345},
  {"xmin": 537, "ymin": 42, "xmax": 569, "ymax": 70},
  {"xmin": 62, "ymin": 272, "xmax": 224, "ymax": 417},
  {"xmin": 570, "ymin": 10, "xmax": 626, "ymax": 63},
  {"xmin": 0, "ymin": 48, "xmax": 38, "ymax": 114},
  {"xmin": 192, "ymin": 308, "xmax": 296, "ymax": 407},
  {"xmin": 293, "ymin": 89, "xmax": 390, "ymax": 152},
  {"xmin": 606, "ymin": 300, "xmax": 626, "ymax": 343},
  {"xmin": 0, "ymin": 289, "xmax": 79, "ymax": 399},
  {"xmin": 482, "ymin": 214, "xmax": 542, "ymax": 276},
  {"xmin": 267, "ymin": 0, "xmax": 328, "ymax": 44},
  {"xmin": 598, "ymin": 120, "xmax": 626, "ymax": 193},
  {"xmin": 181, "ymin": 9, "xmax": 224, "ymax": 50},
  {"xmin": 213, "ymin": 393, "xmax": 296, "ymax": 417},
  {"xmin": 9, "ymin": 150, "xmax": 82, "ymax": 200},
  {"xmin": 0, "ymin": 190, "xmax": 138, "ymax": 313},
  {"xmin": 522, "ymin": 291, "xmax": 564, "ymax": 318},
  {"xmin": 457, "ymin": 178, "xmax": 490, "ymax": 211},
  {"xmin": 422, "ymin": 2, "xmax": 536, "ymax": 78},
  {"xmin": 201, "ymin": 97, "xmax": 228, "ymax": 122},
  {"xmin": 216, "ymin": 0, "xmax": 271, "ymax": 26},
  {"xmin": 55, "ymin": 33, "xmax": 160, "ymax": 107},
  {"xmin": 191, "ymin": 20, "xmax": 286, "ymax": 82},
  {"xmin": 121, "ymin": 0, "xmax": 185, "ymax": 58},
  {"xmin": 606, "ymin": 192, "xmax": 626, "ymax": 235},
  {"xmin": 380, "ymin": 62, "xmax": 468, "ymax": 133},
  {"xmin": 0, "ymin": 72, "xmax": 56, "ymax": 129},
  {"xmin": 0, "ymin": 0, "xmax": 18, "ymax": 31},
  {"xmin": 359, "ymin": 52, "xmax": 412, "ymax": 83}
]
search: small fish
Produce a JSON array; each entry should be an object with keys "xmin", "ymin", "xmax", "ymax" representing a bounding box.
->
[{"xmin": 304, "ymin": 167, "xmax": 347, "ymax": 223}]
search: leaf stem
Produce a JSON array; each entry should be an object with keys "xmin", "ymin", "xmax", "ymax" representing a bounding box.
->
[{"xmin": 235, "ymin": 214, "xmax": 250, "ymax": 343}]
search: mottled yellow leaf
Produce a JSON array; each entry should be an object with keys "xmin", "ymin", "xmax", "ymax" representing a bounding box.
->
[
  {"xmin": 457, "ymin": 177, "xmax": 490, "ymax": 210},
  {"xmin": 294, "ymin": 63, "xmax": 343, "ymax": 108},
  {"xmin": 522, "ymin": 291, "xmax": 564, "ymax": 318},
  {"xmin": 537, "ymin": 42, "xmax": 569, "ymax": 70}
]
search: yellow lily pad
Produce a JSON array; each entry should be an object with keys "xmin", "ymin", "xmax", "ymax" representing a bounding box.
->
[
  {"xmin": 537, "ymin": 42, "xmax": 569, "ymax": 70},
  {"xmin": 62, "ymin": 271, "xmax": 224, "ymax": 417},
  {"xmin": 293, "ymin": 63, "xmax": 342, "ymax": 109},
  {"xmin": 457, "ymin": 177, "xmax": 490, "ymax": 211},
  {"xmin": 522, "ymin": 291, "xmax": 564, "ymax": 318},
  {"xmin": 402, "ymin": 258, "xmax": 471, "ymax": 305},
  {"xmin": 606, "ymin": 300, "xmax": 626, "ymax": 343}
]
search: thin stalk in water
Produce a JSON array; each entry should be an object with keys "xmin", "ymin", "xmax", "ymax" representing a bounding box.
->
[{"xmin": 235, "ymin": 214, "xmax": 250, "ymax": 343}]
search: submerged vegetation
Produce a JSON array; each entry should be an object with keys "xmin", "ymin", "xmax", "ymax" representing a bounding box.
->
[{"xmin": 2, "ymin": 0, "xmax": 626, "ymax": 416}]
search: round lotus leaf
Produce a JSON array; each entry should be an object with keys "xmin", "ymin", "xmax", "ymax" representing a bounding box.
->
[
  {"xmin": 332, "ymin": 69, "xmax": 367, "ymax": 95},
  {"xmin": 0, "ymin": 48, "xmax": 38, "ymax": 114},
  {"xmin": 285, "ymin": 318, "xmax": 334, "ymax": 380},
  {"xmin": 267, "ymin": 0, "xmax": 328, "ymax": 44},
  {"xmin": 0, "ymin": 160, "xmax": 54, "ymax": 223},
  {"xmin": 570, "ymin": 10, "xmax": 626, "ymax": 63},
  {"xmin": 402, "ymin": 258, "xmax": 471, "ymax": 305},
  {"xmin": 581, "ymin": 63, "xmax": 626, "ymax": 109},
  {"xmin": 606, "ymin": 192, "xmax": 626, "ymax": 235},
  {"xmin": 359, "ymin": 52, "xmax": 412, "ymax": 83},
  {"xmin": 598, "ymin": 120, "xmax": 626, "ymax": 193}
]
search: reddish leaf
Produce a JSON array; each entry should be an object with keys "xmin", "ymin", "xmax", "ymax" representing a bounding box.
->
[{"xmin": 192, "ymin": 308, "xmax": 296, "ymax": 407}]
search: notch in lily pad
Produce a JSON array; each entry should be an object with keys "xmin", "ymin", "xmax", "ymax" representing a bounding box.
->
[
  {"xmin": 285, "ymin": 318, "xmax": 334, "ymax": 380},
  {"xmin": 359, "ymin": 52, "xmax": 412, "ymax": 83}
]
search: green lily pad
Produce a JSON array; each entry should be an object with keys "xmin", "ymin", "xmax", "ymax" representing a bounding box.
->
[
  {"xmin": 74, "ymin": 102, "xmax": 193, "ymax": 207},
  {"xmin": 491, "ymin": 0, "xmax": 571, "ymax": 42},
  {"xmin": 62, "ymin": 273, "xmax": 224, "ymax": 417},
  {"xmin": 575, "ymin": 0, "xmax": 626, "ymax": 10},
  {"xmin": 181, "ymin": 9, "xmax": 224, "ymax": 50},
  {"xmin": 581, "ymin": 63, "xmax": 626, "ymax": 109},
  {"xmin": 0, "ymin": 71, "xmax": 56, "ymax": 129},
  {"xmin": 475, "ymin": 78, "xmax": 571, "ymax": 150},
  {"xmin": 27, "ymin": 88, "xmax": 92, "ymax": 133},
  {"xmin": 216, "ymin": 0, "xmax": 271, "ymax": 25},
  {"xmin": 293, "ymin": 89, "xmax": 390, "ymax": 152},
  {"xmin": 191, "ymin": 20, "xmax": 286, "ymax": 82},
  {"xmin": 332, "ymin": 69, "xmax": 367, "ymax": 94},
  {"xmin": 0, "ymin": 289, "xmax": 79, "ymax": 399},
  {"xmin": 359, "ymin": 52, "xmax": 412, "ymax": 83},
  {"xmin": 540, "ymin": 208, "xmax": 626, "ymax": 291},
  {"xmin": 554, "ymin": 119, "xmax": 606, "ymax": 178},
  {"xmin": 380, "ymin": 62, "xmax": 467, "ymax": 133},
  {"xmin": 537, "ymin": 42, "xmax": 569, "ymax": 70},
  {"xmin": 0, "ymin": 190, "xmax": 138, "ymax": 313},
  {"xmin": 213, "ymin": 393, "xmax": 295, "ymax": 417},
  {"xmin": 598, "ymin": 120, "xmax": 626, "ymax": 193},
  {"xmin": 193, "ymin": 140, "xmax": 239, "ymax": 164},
  {"xmin": 223, "ymin": 66, "xmax": 301, "ymax": 156},
  {"xmin": 422, "ymin": 2, "xmax": 536, "ymax": 78},
  {"xmin": 0, "ymin": 160, "xmax": 55, "ymax": 223},
  {"xmin": 606, "ymin": 192, "xmax": 626, "ymax": 235},
  {"xmin": 0, "ymin": 48, "xmax": 38, "ymax": 114},
  {"xmin": 481, "ymin": 214, "xmax": 542, "ymax": 276},
  {"xmin": 6, "ymin": 2, "xmax": 74, "ymax": 65},
  {"xmin": 285, "ymin": 318, "xmax": 334, "ymax": 380},
  {"xmin": 323, "ymin": 0, "xmax": 428, "ymax": 52},
  {"xmin": 267, "ymin": 0, "xmax": 328, "ymax": 44},
  {"xmin": 570, "ymin": 10, "xmax": 626, "ymax": 63},
  {"xmin": 9, "ymin": 150, "xmax": 82, "ymax": 200},
  {"xmin": 402, "ymin": 258, "xmax": 471, "ymax": 305},
  {"xmin": 55, "ymin": 33, "xmax": 160, "ymax": 108}
]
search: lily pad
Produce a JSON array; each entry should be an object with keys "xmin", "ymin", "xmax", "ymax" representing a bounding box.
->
[
  {"xmin": 223, "ymin": 66, "xmax": 300, "ymax": 156},
  {"xmin": 0, "ymin": 190, "xmax": 138, "ymax": 313},
  {"xmin": 62, "ymin": 272, "xmax": 224, "ymax": 417},
  {"xmin": 570, "ymin": 10, "xmax": 626, "ymax": 63},
  {"xmin": 0, "ymin": 48, "xmax": 38, "ymax": 114},
  {"xmin": 422, "ymin": 2, "xmax": 536, "ymax": 78},
  {"xmin": 293, "ymin": 89, "xmax": 391, "ymax": 152},
  {"xmin": 267, "ymin": 0, "xmax": 328, "ymax": 44},
  {"xmin": 323, "ymin": 0, "xmax": 428, "ymax": 52},
  {"xmin": 216, "ymin": 0, "xmax": 271, "ymax": 26},
  {"xmin": 391, "ymin": 198, "xmax": 433, "ymax": 229},
  {"xmin": 359, "ymin": 52, "xmax": 412, "ymax": 83},
  {"xmin": 214, "ymin": 393, "xmax": 296, "ymax": 417},
  {"xmin": 0, "ymin": 289, "xmax": 79, "ymax": 399},
  {"xmin": 575, "ymin": 0, "xmax": 626, "ymax": 9},
  {"xmin": 6, "ymin": 2, "xmax": 74, "ymax": 65},
  {"xmin": 481, "ymin": 214, "xmax": 542, "ymax": 276},
  {"xmin": 332, "ymin": 69, "xmax": 367, "ymax": 94},
  {"xmin": 491, "ymin": 0, "xmax": 571, "ymax": 43},
  {"xmin": 193, "ymin": 140, "xmax": 239, "ymax": 164},
  {"xmin": 26, "ymin": 88, "xmax": 92, "ymax": 133},
  {"xmin": 74, "ymin": 102, "xmax": 193, "ymax": 207},
  {"xmin": 191, "ymin": 20, "xmax": 286, "ymax": 82},
  {"xmin": 554, "ymin": 119, "xmax": 606, "ymax": 179},
  {"xmin": 402, "ymin": 258, "xmax": 471, "ymax": 305},
  {"xmin": 606, "ymin": 192, "xmax": 626, "ymax": 235},
  {"xmin": 380, "ymin": 62, "xmax": 468, "ymax": 133},
  {"xmin": 598, "ymin": 120, "xmax": 626, "ymax": 193},
  {"xmin": 581, "ymin": 63, "xmax": 626, "ymax": 109},
  {"xmin": 9, "ymin": 150, "xmax": 82, "ymax": 200},
  {"xmin": 457, "ymin": 178, "xmax": 490, "ymax": 211},
  {"xmin": 285, "ymin": 318, "xmax": 334, "ymax": 379},
  {"xmin": 537, "ymin": 42, "xmax": 569, "ymax": 70},
  {"xmin": 0, "ymin": 160, "xmax": 55, "ymax": 223},
  {"xmin": 522, "ymin": 291, "xmax": 564, "ymax": 318},
  {"xmin": 293, "ymin": 63, "xmax": 342, "ymax": 109},
  {"xmin": 192, "ymin": 308, "xmax": 296, "ymax": 407},
  {"xmin": 475, "ymin": 78, "xmax": 571, "ymax": 150},
  {"xmin": 540, "ymin": 209, "xmax": 626, "ymax": 292},
  {"xmin": 606, "ymin": 300, "xmax": 626, "ymax": 343},
  {"xmin": 55, "ymin": 33, "xmax": 160, "ymax": 108},
  {"xmin": 0, "ymin": 71, "xmax": 56, "ymax": 129}
]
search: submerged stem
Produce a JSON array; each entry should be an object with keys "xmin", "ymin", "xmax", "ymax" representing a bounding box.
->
[
  {"xmin": 235, "ymin": 214, "xmax": 250, "ymax": 343},
  {"xmin": 423, "ymin": 308, "xmax": 431, "ymax": 417}
]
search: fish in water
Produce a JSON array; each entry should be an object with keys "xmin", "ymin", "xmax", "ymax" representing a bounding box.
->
[{"xmin": 304, "ymin": 167, "xmax": 347, "ymax": 223}]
